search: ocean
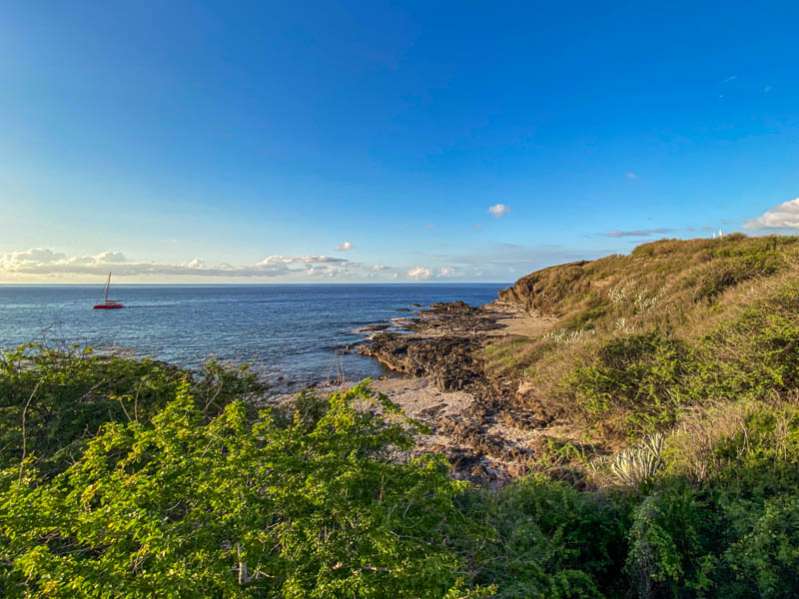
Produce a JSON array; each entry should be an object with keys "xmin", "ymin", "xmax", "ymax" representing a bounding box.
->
[{"xmin": 0, "ymin": 284, "xmax": 505, "ymax": 389}]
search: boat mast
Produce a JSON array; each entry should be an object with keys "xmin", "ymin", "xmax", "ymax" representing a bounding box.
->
[{"xmin": 104, "ymin": 272, "xmax": 111, "ymax": 302}]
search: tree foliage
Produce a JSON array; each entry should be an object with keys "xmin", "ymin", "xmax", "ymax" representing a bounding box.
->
[
  {"xmin": 0, "ymin": 380, "xmax": 487, "ymax": 597},
  {"xmin": 0, "ymin": 343, "xmax": 261, "ymax": 476}
]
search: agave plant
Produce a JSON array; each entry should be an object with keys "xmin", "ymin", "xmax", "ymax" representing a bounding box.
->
[{"xmin": 608, "ymin": 433, "xmax": 666, "ymax": 486}]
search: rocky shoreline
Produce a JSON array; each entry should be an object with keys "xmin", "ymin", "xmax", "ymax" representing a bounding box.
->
[
  {"xmin": 356, "ymin": 300, "xmax": 559, "ymax": 486},
  {"xmin": 358, "ymin": 301, "xmax": 502, "ymax": 390}
]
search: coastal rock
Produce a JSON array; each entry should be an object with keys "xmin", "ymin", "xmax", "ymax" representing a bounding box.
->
[
  {"xmin": 358, "ymin": 300, "xmax": 506, "ymax": 392},
  {"xmin": 359, "ymin": 333, "xmax": 480, "ymax": 392},
  {"xmin": 411, "ymin": 301, "xmax": 505, "ymax": 334}
]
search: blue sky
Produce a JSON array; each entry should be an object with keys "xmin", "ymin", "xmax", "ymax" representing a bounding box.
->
[{"xmin": 2, "ymin": 1, "xmax": 799, "ymax": 282}]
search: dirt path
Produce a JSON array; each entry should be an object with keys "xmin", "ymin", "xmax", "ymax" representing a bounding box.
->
[{"xmin": 487, "ymin": 303, "xmax": 558, "ymax": 338}]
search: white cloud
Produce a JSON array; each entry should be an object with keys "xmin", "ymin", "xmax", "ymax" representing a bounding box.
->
[
  {"xmin": 407, "ymin": 266, "xmax": 432, "ymax": 280},
  {"xmin": 94, "ymin": 251, "xmax": 127, "ymax": 263},
  {"xmin": 488, "ymin": 203, "xmax": 510, "ymax": 218},
  {"xmin": 3, "ymin": 248, "xmax": 67, "ymax": 264},
  {"xmin": 256, "ymin": 255, "xmax": 347, "ymax": 267},
  {"xmin": 746, "ymin": 198, "xmax": 799, "ymax": 229},
  {"xmin": 605, "ymin": 228, "xmax": 674, "ymax": 238},
  {"xmin": 625, "ymin": 171, "xmax": 638, "ymax": 180},
  {"xmin": 0, "ymin": 248, "xmax": 360, "ymax": 280},
  {"xmin": 336, "ymin": 241, "xmax": 353, "ymax": 251},
  {"xmin": 437, "ymin": 266, "xmax": 456, "ymax": 277}
]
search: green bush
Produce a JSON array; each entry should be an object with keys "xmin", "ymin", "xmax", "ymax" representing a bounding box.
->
[
  {"xmin": 692, "ymin": 252, "xmax": 783, "ymax": 303},
  {"xmin": 463, "ymin": 476, "xmax": 629, "ymax": 598},
  {"xmin": 630, "ymin": 401, "xmax": 799, "ymax": 598},
  {"xmin": 625, "ymin": 484, "xmax": 721, "ymax": 598},
  {"xmin": 0, "ymin": 343, "xmax": 261, "ymax": 476},
  {"xmin": 693, "ymin": 308, "xmax": 799, "ymax": 401},
  {"xmin": 571, "ymin": 332, "xmax": 691, "ymax": 435},
  {"xmin": 568, "ymin": 279, "xmax": 799, "ymax": 439},
  {"xmin": 0, "ymin": 382, "xmax": 487, "ymax": 598},
  {"xmin": 722, "ymin": 495, "xmax": 799, "ymax": 598}
]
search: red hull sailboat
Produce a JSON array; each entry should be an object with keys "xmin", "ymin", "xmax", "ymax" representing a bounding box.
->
[{"xmin": 94, "ymin": 272, "xmax": 124, "ymax": 310}]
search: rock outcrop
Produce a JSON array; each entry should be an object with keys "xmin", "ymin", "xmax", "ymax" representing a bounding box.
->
[
  {"xmin": 359, "ymin": 333, "xmax": 481, "ymax": 391},
  {"xmin": 358, "ymin": 301, "xmax": 503, "ymax": 392}
]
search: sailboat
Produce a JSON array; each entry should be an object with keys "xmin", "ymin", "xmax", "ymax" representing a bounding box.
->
[{"xmin": 93, "ymin": 272, "xmax": 125, "ymax": 310}]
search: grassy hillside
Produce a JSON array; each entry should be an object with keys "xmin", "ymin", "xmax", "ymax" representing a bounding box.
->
[{"xmin": 485, "ymin": 234, "xmax": 799, "ymax": 443}]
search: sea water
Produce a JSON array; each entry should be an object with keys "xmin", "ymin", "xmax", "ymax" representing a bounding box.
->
[{"xmin": 0, "ymin": 284, "xmax": 504, "ymax": 388}]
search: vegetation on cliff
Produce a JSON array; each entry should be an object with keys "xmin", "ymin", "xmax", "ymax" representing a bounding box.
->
[
  {"xmin": 489, "ymin": 234, "xmax": 799, "ymax": 439},
  {"xmin": 2, "ymin": 234, "xmax": 799, "ymax": 597}
]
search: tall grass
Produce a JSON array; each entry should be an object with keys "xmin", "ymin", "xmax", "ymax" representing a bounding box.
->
[{"xmin": 487, "ymin": 234, "xmax": 799, "ymax": 444}]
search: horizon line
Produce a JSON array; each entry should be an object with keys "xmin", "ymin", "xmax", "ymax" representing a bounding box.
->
[{"xmin": 0, "ymin": 280, "xmax": 512, "ymax": 287}]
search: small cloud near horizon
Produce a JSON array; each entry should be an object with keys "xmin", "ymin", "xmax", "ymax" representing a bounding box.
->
[
  {"xmin": 605, "ymin": 228, "xmax": 674, "ymax": 238},
  {"xmin": 336, "ymin": 241, "xmax": 353, "ymax": 251},
  {"xmin": 746, "ymin": 198, "xmax": 799, "ymax": 229},
  {"xmin": 488, "ymin": 203, "xmax": 510, "ymax": 218},
  {"xmin": 407, "ymin": 266, "xmax": 433, "ymax": 280}
]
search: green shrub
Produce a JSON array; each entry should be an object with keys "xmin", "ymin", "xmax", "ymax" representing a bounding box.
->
[
  {"xmin": 688, "ymin": 286, "xmax": 799, "ymax": 402},
  {"xmin": 0, "ymin": 382, "xmax": 488, "ymax": 598},
  {"xmin": 0, "ymin": 343, "xmax": 261, "ymax": 476},
  {"xmin": 721, "ymin": 495, "xmax": 799, "ymax": 598},
  {"xmin": 625, "ymin": 484, "xmax": 721, "ymax": 598},
  {"xmin": 634, "ymin": 400, "xmax": 799, "ymax": 598},
  {"xmin": 692, "ymin": 252, "xmax": 782, "ymax": 302},
  {"xmin": 571, "ymin": 332, "xmax": 692, "ymax": 435},
  {"xmin": 462, "ymin": 476, "xmax": 629, "ymax": 598}
]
